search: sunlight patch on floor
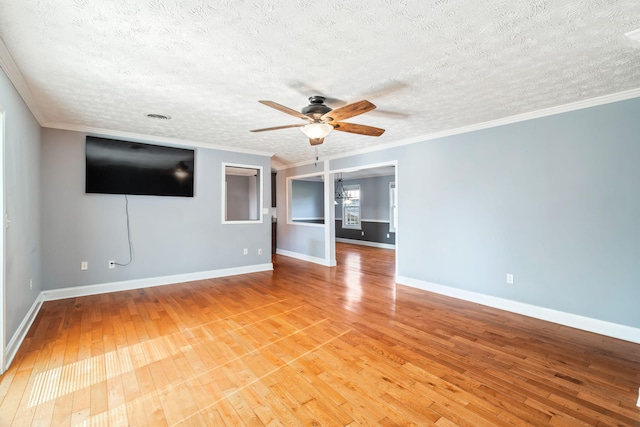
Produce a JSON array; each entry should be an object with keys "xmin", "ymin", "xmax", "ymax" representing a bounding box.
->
[{"xmin": 27, "ymin": 301, "xmax": 300, "ymax": 409}]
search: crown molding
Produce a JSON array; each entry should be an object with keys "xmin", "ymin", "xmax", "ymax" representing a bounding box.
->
[
  {"xmin": 44, "ymin": 122, "xmax": 275, "ymax": 158},
  {"xmin": 0, "ymin": 37, "xmax": 45, "ymax": 125},
  {"xmin": 318, "ymin": 88, "xmax": 640, "ymax": 165},
  {"xmin": 273, "ymin": 157, "xmax": 319, "ymax": 171},
  {"xmin": 276, "ymin": 88, "xmax": 640, "ymax": 171}
]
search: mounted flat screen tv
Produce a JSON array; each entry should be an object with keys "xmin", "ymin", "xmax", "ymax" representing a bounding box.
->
[{"xmin": 86, "ymin": 136, "xmax": 195, "ymax": 197}]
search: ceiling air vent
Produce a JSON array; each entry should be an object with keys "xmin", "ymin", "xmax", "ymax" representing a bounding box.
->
[{"xmin": 145, "ymin": 113, "xmax": 172, "ymax": 120}]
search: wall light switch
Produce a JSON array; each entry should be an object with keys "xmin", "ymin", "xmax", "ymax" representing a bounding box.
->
[
  {"xmin": 243, "ymin": 248, "xmax": 248, "ymax": 255},
  {"xmin": 81, "ymin": 261, "xmax": 88, "ymax": 271}
]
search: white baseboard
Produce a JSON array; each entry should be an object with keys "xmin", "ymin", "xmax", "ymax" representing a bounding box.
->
[
  {"xmin": 396, "ymin": 276, "xmax": 640, "ymax": 345},
  {"xmin": 41, "ymin": 263, "xmax": 274, "ymax": 301},
  {"xmin": 276, "ymin": 248, "xmax": 334, "ymax": 267},
  {"xmin": 5, "ymin": 293, "xmax": 44, "ymax": 371},
  {"xmin": 336, "ymin": 238, "xmax": 396, "ymax": 250}
]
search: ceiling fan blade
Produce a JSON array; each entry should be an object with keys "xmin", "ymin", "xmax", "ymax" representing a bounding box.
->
[
  {"xmin": 259, "ymin": 100, "xmax": 312, "ymax": 120},
  {"xmin": 287, "ymin": 81, "xmax": 347, "ymax": 107},
  {"xmin": 309, "ymin": 138, "xmax": 324, "ymax": 146},
  {"xmin": 321, "ymin": 100, "xmax": 376, "ymax": 122},
  {"xmin": 250, "ymin": 124, "xmax": 305, "ymax": 132},
  {"xmin": 332, "ymin": 122, "xmax": 385, "ymax": 137}
]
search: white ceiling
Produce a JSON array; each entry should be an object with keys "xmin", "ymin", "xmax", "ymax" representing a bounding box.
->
[{"xmin": 1, "ymin": 1, "xmax": 639, "ymax": 169}]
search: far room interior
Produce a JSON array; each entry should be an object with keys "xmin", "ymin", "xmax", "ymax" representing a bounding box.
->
[{"xmin": 286, "ymin": 164, "xmax": 397, "ymax": 270}]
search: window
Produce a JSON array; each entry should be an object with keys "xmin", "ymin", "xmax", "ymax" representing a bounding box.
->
[
  {"xmin": 342, "ymin": 185, "xmax": 361, "ymax": 229},
  {"xmin": 222, "ymin": 163, "xmax": 263, "ymax": 223}
]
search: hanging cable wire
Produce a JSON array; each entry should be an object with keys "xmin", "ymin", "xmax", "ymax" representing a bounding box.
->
[{"xmin": 114, "ymin": 194, "xmax": 133, "ymax": 266}]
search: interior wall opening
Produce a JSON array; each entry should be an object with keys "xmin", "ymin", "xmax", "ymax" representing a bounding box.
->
[
  {"xmin": 287, "ymin": 173, "xmax": 325, "ymax": 225},
  {"xmin": 330, "ymin": 162, "xmax": 398, "ymax": 277},
  {"xmin": 223, "ymin": 163, "xmax": 263, "ymax": 223}
]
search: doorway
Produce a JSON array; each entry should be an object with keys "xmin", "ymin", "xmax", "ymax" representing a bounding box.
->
[{"xmin": 329, "ymin": 161, "xmax": 398, "ymax": 278}]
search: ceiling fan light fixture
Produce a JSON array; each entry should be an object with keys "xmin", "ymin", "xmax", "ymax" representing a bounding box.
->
[
  {"xmin": 301, "ymin": 123, "xmax": 333, "ymax": 139},
  {"xmin": 251, "ymin": 97, "xmax": 383, "ymax": 144}
]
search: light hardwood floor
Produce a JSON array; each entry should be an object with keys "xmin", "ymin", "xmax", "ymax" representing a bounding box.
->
[{"xmin": 1, "ymin": 243, "xmax": 639, "ymax": 426}]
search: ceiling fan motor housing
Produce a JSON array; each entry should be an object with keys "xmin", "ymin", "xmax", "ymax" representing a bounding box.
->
[{"xmin": 302, "ymin": 96, "xmax": 332, "ymax": 119}]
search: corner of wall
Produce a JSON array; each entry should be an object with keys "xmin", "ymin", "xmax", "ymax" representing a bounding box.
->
[{"xmin": 4, "ymin": 293, "xmax": 43, "ymax": 371}]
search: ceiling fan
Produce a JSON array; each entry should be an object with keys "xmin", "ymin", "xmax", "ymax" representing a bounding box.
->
[{"xmin": 250, "ymin": 96, "xmax": 385, "ymax": 146}]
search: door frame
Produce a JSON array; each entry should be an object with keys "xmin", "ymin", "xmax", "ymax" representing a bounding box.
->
[
  {"xmin": 0, "ymin": 107, "xmax": 6, "ymax": 373},
  {"xmin": 326, "ymin": 160, "xmax": 398, "ymax": 277}
]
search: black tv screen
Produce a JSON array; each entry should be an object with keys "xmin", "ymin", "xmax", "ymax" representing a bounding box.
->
[{"xmin": 86, "ymin": 136, "xmax": 195, "ymax": 197}]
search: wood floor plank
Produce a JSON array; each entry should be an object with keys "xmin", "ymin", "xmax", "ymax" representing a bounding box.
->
[
  {"xmin": 248, "ymin": 381, "xmax": 301, "ymax": 426},
  {"xmin": 158, "ymin": 381, "xmax": 200, "ymax": 426},
  {"xmin": 69, "ymin": 385, "xmax": 91, "ymax": 426},
  {"xmin": 50, "ymin": 390, "xmax": 74, "ymax": 426},
  {"xmin": 1, "ymin": 243, "xmax": 638, "ymax": 426},
  {"xmin": 0, "ymin": 367, "xmax": 18, "ymax": 409}
]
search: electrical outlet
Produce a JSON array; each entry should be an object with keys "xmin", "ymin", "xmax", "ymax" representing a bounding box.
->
[
  {"xmin": 108, "ymin": 260, "xmax": 115, "ymax": 269},
  {"xmin": 361, "ymin": 231, "xmax": 365, "ymax": 236},
  {"xmin": 506, "ymin": 274, "xmax": 514, "ymax": 284},
  {"xmin": 81, "ymin": 261, "xmax": 88, "ymax": 271},
  {"xmin": 243, "ymin": 248, "xmax": 248, "ymax": 255},
  {"xmin": 258, "ymin": 248, "xmax": 262, "ymax": 255},
  {"xmin": 387, "ymin": 233, "xmax": 390, "ymax": 238},
  {"xmin": 29, "ymin": 279, "xmax": 33, "ymax": 290}
]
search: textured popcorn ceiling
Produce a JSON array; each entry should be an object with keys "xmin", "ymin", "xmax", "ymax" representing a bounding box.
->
[{"xmin": 1, "ymin": 0, "xmax": 639, "ymax": 168}]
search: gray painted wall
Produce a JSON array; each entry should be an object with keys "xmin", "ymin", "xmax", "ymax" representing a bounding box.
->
[
  {"xmin": 328, "ymin": 97, "xmax": 640, "ymax": 328},
  {"xmin": 335, "ymin": 175, "xmax": 394, "ymax": 220},
  {"xmin": 0, "ymin": 68, "xmax": 42, "ymax": 343},
  {"xmin": 335, "ymin": 221, "xmax": 396, "ymax": 245},
  {"xmin": 41, "ymin": 128, "xmax": 271, "ymax": 290},
  {"xmin": 226, "ymin": 175, "xmax": 254, "ymax": 221},
  {"xmin": 292, "ymin": 180, "xmax": 324, "ymax": 220}
]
